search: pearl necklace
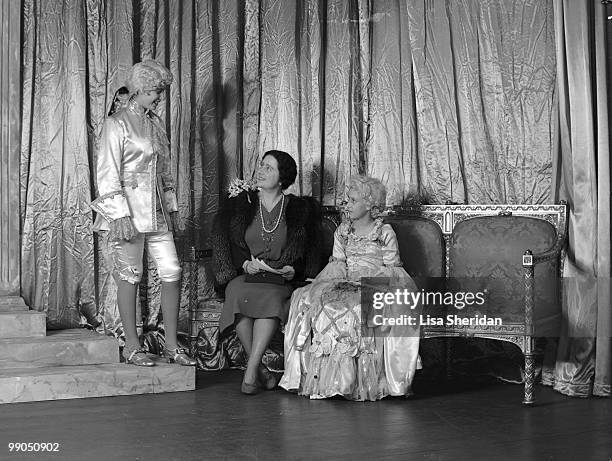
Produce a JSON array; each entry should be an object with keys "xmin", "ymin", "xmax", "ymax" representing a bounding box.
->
[{"xmin": 259, "ymin": 194, "xmax": 285, "ymax": 233}]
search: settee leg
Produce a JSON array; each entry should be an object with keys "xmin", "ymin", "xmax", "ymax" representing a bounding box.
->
[{"xmin": 523, "ymin": 352, "xmax": 536, "ymax": 405}]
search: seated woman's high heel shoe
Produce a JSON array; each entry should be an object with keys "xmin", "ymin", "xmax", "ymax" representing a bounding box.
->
[
  {"xmin": 163, "ymin": 347, "xmax": 197, "ymax": 366},
  {"xmin": 123, "ymin": 348, "xmax": 155, "ymax": 367}
]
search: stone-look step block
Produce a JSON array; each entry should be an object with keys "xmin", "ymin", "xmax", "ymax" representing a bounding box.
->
[
  {"xmin": 0, "ymin": 296, "xmax": 28, "ymax": 311},
  {"xmin": 0, "ymin": 357, "xmax": 195, "ymax": 404},
  {"xmin": 0, "ymin": 329, "xmax": 119, "ymax": 369},
  {"xmin": 0, "ymin": 311, "xmax": 46, "ymax": 339}
]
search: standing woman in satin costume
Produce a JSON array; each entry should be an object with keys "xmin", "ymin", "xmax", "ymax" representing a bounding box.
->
[{"xmin": 91, "ymin": 60, "xmax": 195, "ymax": 367}]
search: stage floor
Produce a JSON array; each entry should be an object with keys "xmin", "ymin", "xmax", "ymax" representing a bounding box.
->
[{"xmin": 1, "ymin": 369, "xmax": 611, "ymax": 460}]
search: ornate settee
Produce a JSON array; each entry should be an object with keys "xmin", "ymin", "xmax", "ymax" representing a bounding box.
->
[{"xmin": 190, "ymin": 202, "xmax": 568, "ymax": 405}]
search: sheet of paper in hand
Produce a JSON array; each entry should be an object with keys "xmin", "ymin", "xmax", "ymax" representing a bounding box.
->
[{"xmin": 251, "ymin": 256, "xmax": 284, "ymax": 274}]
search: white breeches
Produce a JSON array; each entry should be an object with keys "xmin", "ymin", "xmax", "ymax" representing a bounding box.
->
[{"xmin": 106, "ymin": 231, "xmax": 181, "ymax": 284}]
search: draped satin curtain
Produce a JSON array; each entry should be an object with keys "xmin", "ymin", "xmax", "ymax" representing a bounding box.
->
[
  {"xmin": 544, "ymin": 0, "xmax": 610, "ymax": 397},
  {"xmin": 21, "ymin": 0, "xmax": 99, "ymax": 329},
  {"xmin": 21, "ymin": 0, "xmax": 608, "ymax": 396}
]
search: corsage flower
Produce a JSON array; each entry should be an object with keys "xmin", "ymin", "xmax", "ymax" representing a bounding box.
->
[{"xmin": 228, "ymin": 178, "xmax": 258, "ymax": 198}]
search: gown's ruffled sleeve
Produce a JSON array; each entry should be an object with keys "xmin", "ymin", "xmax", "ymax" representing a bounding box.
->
[{"xmin": 90, "ymin": 118, "xmax": 131, "ymax": 222}]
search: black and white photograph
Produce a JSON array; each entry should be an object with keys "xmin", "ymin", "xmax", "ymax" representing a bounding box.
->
[{"xmin": 0, "ymin": 0, "xmax": 611, "ymax": 459}]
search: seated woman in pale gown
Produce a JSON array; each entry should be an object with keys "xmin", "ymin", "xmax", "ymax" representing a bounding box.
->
[{"xmin": 279, "ymin": 176, "xmax": 421, "ymax": 401}]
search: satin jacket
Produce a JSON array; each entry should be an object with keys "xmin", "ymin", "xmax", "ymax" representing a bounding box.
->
[{"xmin": 91, "ymin": 101, "xmax": 178, "ymax": 233}]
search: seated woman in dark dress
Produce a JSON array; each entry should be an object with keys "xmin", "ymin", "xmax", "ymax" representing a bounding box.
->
[{"xmin": 212, "ymin": 150, "xmax": 321, "ymax": 394}]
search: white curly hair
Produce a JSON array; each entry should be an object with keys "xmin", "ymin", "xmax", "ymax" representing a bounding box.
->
[
  {"xmin": 348, "ymin": 176, "xmax": 387, "ymax": 217},
  {"xmin": 125, "ymin": 60, "xmax": 173, "ymax": 95}
]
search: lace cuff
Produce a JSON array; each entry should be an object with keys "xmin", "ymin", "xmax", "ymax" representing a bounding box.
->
[
  {"xmin": 91, "ymin": 191, "xmax": 130, "ymax": 222},
  {"xmin": 108, "ymin": 217, "xmax": 137, "ymax": 241}
]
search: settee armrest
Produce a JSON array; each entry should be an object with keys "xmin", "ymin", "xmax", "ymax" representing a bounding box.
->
[
  {"xmin": 521, "ymin": 237, "xmax": 566, "ymax": 326},
  {"xmin": 528, "ymin": 238, "xmax": 566, "ymax": 266},
  {"xmin": 521, "ymin": 241, "xmax": 564, "ymax": 334}
]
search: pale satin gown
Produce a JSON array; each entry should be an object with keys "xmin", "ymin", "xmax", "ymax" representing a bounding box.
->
[{"xmin": 279, "ymin": 218, "xmax": 421, "ymax": 401}]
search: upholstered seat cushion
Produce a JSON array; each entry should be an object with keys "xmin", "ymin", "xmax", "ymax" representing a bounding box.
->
[{"xmin": 449, "ymin": 216, "xmax": 560, "ymax": 336}]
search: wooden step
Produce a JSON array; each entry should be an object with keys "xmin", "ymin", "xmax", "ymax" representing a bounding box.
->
[
  {"xmin": 0, "ymin": 329, "xmax": 119, "ymax": 369},
  {"xmin": 0, "ymin": 356, "xmax": 195, "ymax": 404},
  {"xmin": 0, "ymin": 311, "xmax": 46, "ymax": 338}
]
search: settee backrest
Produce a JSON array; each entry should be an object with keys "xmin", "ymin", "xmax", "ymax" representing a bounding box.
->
[
  {"xmin": 449, "ymin": 216, "xmax": 560, "ymax": 335},
  {"xmin": 384, "ymin": 216, "xmax": 445, "ymax": 279}
]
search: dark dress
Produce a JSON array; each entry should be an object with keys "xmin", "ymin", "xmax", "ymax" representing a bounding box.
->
[{"xmin": 220, "ymin": 198, "xmax": 293, "ymax": 332}]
